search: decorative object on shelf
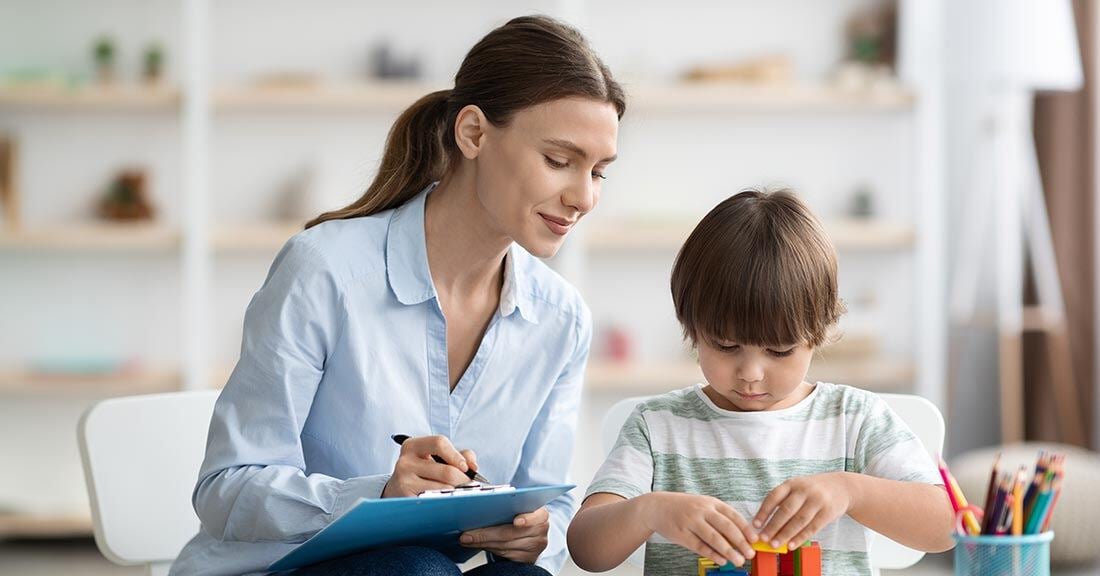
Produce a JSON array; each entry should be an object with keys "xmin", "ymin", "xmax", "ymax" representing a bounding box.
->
[
  {"xmin": 252, "ymin": 71, "xmax": 323, "ymax": 90},
  {"xmin": 143, "ymin": 42, "xmax": 165, "ymax": 84},
  {"xmin": 0, "ymin": 134, "xmax": 19, "ymax": 230},
  {"xmin": 369, "ymin": 43, "xmax": 422, "ymax": 80},
  {"xmin": 275, "ymin": 163, "xmax": 317, "ymax": 221},
  {"xmin": 599, "ymin": 324, "xmax": 635, "ymax": 364},
  {"xmin": 681, "ymin": 55, "xmax": 792, "ymax": 85},
  {"xmin": 845, "ymin": 1, "xmax": 896, "ymax": 68},
  {"xmin": 848, "ymin": 185, "xmax": 875, "ymax": 218},
  {"xmin": 98, "ymin": 169, "xmax": 155, "ymax": 221},
  {"xmin": 831, "ymin": 1, "xmax": 900, "ymax": 97},
  {"xmin": 92, "ymin": 36, "xmax": 117, "ymax": 84}
]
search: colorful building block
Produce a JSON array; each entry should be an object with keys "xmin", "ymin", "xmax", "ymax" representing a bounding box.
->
[
  {"xmin": 697, "ymin": 557, "xmax": 748, "ymax": 575},
  {"xmin": 750, "ymin": 551, "xmax": 777, "ymax": 576},
  {"xmin": 697, "ymin": 541, "xmax": 818, "ymax": 576},
  {"xmin": 778, "ymin": 550, "xmax": 795, "ymax": 576},
  {"xmin": 792, "ymin": 542, "xmax": 821, "ymax": 576},
  {"xmin": 752, "ymin": 541, "xmax": 789, "ymax": 554}
]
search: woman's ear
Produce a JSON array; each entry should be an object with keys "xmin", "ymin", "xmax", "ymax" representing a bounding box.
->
[{"xmin": 454, "ymin": 104, "xmax": 487, "ymax": 160}]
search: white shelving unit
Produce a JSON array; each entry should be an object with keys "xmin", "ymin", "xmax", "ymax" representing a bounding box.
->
[{"xmin": 0, "ymin": 0, "xmax": 946, "ymax": 539}]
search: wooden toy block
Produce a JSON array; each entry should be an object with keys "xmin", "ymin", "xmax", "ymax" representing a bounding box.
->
[
  {"xmin": 778, "ymin": 550, "xmax": 795, "ymax": 576},
  {"xmin": 750, "ymin": 551, "xmax": 777, "ymax": 576},
  {"xmin": 698, "ymin": 557, "xmax": 748, "ymax": 575},
  {"xmin": 752, "ymin": 541, "xmax": 789, "ymax": 554},
  {"xmin": 792, "ymin": 542, "xmax": 821, "ymax": 576}
]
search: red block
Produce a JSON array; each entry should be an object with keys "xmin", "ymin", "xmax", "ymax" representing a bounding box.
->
[{"xmin": 779, "ymin": 551, "xmax": 795, "ymax": 576}]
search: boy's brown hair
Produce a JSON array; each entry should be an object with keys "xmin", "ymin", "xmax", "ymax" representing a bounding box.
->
[{"xmin": 670, "ymin": 188, "xmax": 845, "ymax": 349}]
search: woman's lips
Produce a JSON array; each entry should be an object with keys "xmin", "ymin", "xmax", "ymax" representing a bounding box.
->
[{"xmin": 539, "ymin": 213, "xmax": 574, "ymax": 236}]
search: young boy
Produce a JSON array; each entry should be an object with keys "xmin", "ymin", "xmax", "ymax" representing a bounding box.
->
[{"xmin": 567, "ymin": 190, "xmax": 954, "ymax": 575}]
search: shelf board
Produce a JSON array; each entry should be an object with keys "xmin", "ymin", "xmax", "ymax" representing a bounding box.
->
[
  {"xmin": 585, "ymin": 218, "xmax": 914, "ymax": 253},
  {"xmin": 214, "ymin": 82, "xmax": 444, "ymax": 112},
  {"xmin": 212, "ymin": 222, "xmax": 303, "ymax": 252},
  {"xmin": 585, "ymin": 357, "xmax": 914, "ymax": 394},
  {"xmin": 0, "ymin": 224, "xmax": 180, "ymax": 252},
  {"xmin": 0, "ymin": 368, "xmax": 180, "ymax": 396},
  {"xmin": 630, "ymin": 83, "xmax": 915, "ymax": 113},
  {"xmin": 210, "ymin": 82, "xmax": 912, "ymax": 114},
  {"xmin": 0, "ymin": 512, "xmax": 93, "ymax": 538},
  {"xmin": 0, "ymin": 84, "xmax": 181, "ymax": 111}
]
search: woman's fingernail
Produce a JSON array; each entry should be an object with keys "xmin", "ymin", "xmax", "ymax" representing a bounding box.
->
[
  {"xmin": 516, "ymin": 518, "xmax": 526, "ymax": 526},
  {"xmin": 771, "ymin": 540, "xmax": 780, "ymax": 548},
  {"xmin": 753, "ymin": 520, "xmax": 762, "ymax": 528},
  {"xmin": 461, "ymin": 535, "xmax": 472, "ymax": 544}
]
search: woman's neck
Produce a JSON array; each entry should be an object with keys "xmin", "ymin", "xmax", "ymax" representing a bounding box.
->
[{"xmin": 423, "ymin": 166, "xmax": 511, "ymax": 299}]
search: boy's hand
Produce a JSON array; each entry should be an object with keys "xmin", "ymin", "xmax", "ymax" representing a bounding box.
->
[
  {"xmin": 639, "ymin": 492, "xmax": 757, "ymax": 568},
  {"xmin": 754, "ymin": 472, "xmax": 853, "ymax": 550}
]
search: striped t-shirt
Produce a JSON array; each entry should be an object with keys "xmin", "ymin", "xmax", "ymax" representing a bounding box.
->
[{"xmin": 585, "ymin": 382, "xmax": 941, "ymax": 576}]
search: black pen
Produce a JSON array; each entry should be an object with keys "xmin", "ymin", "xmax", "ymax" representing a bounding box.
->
[{"xmin": 391, "ymin": 434, "xmax": 490, "ymax": 484}]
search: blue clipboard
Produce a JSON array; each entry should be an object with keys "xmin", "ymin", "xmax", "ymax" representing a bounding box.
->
[{"xmin": 268, "ymin": 484, "xmax": 574, "ymax": 572}]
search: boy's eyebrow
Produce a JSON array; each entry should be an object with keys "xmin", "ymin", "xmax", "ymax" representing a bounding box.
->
[{"xmin": 542, "ymin": 138, "xmax": 617, "ymax": 163}]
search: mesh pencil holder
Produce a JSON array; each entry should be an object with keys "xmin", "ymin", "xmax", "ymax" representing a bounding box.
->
[{"xmin": 953, "ymin": 532, "xmax": 1054, "ymax": 576}]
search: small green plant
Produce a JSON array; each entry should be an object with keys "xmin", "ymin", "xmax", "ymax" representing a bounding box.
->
[
  {"xmin": 92, "ymin": 36, "xmax": 116, "ymax": 83},
  {"xmin": 143, "ymin": 43, "xmax": 164, "ymax": 83}
]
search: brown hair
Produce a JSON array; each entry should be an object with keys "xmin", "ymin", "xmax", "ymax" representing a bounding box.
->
[
  {"xmin": 306, "ymin": 15, "xmax": 626, "ymax": 229},
  {"xmin": 670, "ymin": 188, "xmax": 845, "ymax": 349}
]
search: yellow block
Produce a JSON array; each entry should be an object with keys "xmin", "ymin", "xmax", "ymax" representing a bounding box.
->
[{"xmin": 752, "ymin": 541, "xmax": 789, "ymax": 554}]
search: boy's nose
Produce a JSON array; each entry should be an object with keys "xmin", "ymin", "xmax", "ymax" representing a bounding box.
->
[{"xmin": 737, "ymin": 364, "xmax": 764, "ymax": 383}]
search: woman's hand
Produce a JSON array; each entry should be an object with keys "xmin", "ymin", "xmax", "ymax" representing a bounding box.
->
[
  {"xmin": 381, "ymin": 435, "xmax": 479, "ymax": 498},
  {"xmin": 459, "ymin": 506, "xmax": 550, "ymax": 564},
  {"xmin": 753, "ymin": 472, "xmax": 853, "ymax": 550},
  {"xmin": 638, "ymin": 492, "xmax": 757, "ymax": 568}
]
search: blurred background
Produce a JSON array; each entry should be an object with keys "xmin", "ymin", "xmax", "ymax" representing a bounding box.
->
[{"xmin": 2, "ymin": 0, "xmax": 1099, "ymax": 574}]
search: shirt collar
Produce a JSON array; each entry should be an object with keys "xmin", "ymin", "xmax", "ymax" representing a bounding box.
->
[{"xmin": 385, "ymin": 182, "xmax": 539, "ymax": 324}]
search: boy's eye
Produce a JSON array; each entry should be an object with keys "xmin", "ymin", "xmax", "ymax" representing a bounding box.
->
[
  {"xmin": 718, "ymin": 343, "xmax": 740, "ymax": 352},
  {"xmin": 769, "ymin": 348, "xmax": 796, "ymax": 357},
  {"xmin": 544, "ymin": 156, "xmax": 568, "ymax": 169}
]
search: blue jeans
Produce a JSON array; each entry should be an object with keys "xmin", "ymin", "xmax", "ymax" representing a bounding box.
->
[{"xmin": 290, "ymin": 546, "xmax": 551, "ymax": 576}]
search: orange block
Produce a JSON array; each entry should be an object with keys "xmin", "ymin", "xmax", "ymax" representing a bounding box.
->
[
  {"xmin": 750, "ymin": 551, "xmax": 777, "ymax": 576},
  {"xmin": 793, "ymin": 542, "xmax": 821, "ymax": 576}
]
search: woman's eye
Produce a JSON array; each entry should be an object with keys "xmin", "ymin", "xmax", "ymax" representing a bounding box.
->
[
  {"xmin": 592, "ymin": 171, "xmax": 607, "ymax": 180},
  {"xmin": 544, "ymin": 156, "xmax": 567, "ymax": 169}
]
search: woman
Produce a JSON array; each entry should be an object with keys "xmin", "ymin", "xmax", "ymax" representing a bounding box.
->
[{"xmin": 170, "ymin": 15, "xmax": 624, "ymax": 576}]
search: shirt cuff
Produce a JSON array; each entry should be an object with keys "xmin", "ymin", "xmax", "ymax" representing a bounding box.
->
[{"xmin": 331, "ymin": 473, "xmax": 392, "ymax": 519}]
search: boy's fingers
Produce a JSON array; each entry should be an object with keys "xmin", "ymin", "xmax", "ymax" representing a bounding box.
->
[
  {"xmin": 691, "ymin": 525, "xmax": 740, "ymax": 567},
  {"xmin": 785, "ymin": 511, "xmax": 827, "ymax": 550},
  {"xmin": 685, "ymin": 534, "xmax": 727, "ymax": 568},
  {"xmin": 754, "ymin": 483, "xmax": 790, "ymax": 529},
  {"xmin": 708, "ymin": 512, "xmax": 755, "ymax": 560},
  {"xmin": 718, "ymin": 505, "xmax": 759, "ymax": 546},
  {"xmin": 771, "ymin": 505, "xmax": 818, "ymax": 549},
  {"xmin": 760, "ymin": 494, "xmax": 806, "ymax": 547}
]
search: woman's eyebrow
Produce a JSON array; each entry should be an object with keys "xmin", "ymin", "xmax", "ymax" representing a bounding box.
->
[{"xmin": 542, "ymin": 138, "xmax": 617, "ymax": 163}]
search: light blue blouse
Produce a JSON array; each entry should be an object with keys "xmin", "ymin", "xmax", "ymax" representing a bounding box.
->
[{"xmin": 170, "ymin": 184, "xmax": 591, "ymax": 575}]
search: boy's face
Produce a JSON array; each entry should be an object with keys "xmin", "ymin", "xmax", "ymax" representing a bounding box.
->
[{"xmin": 696, "ymin": 338, "xmax": 815, "ymax": 411}]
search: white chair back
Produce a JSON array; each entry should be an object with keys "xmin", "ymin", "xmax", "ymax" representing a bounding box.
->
[{"xmin": 78, "ymin": 390, "xmax": 219, "ymax": 576}]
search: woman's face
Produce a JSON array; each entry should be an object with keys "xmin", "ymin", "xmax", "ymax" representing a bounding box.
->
[{"xmin": 474, "ymin": 97, "xmax": 619, "ymax": 258}]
